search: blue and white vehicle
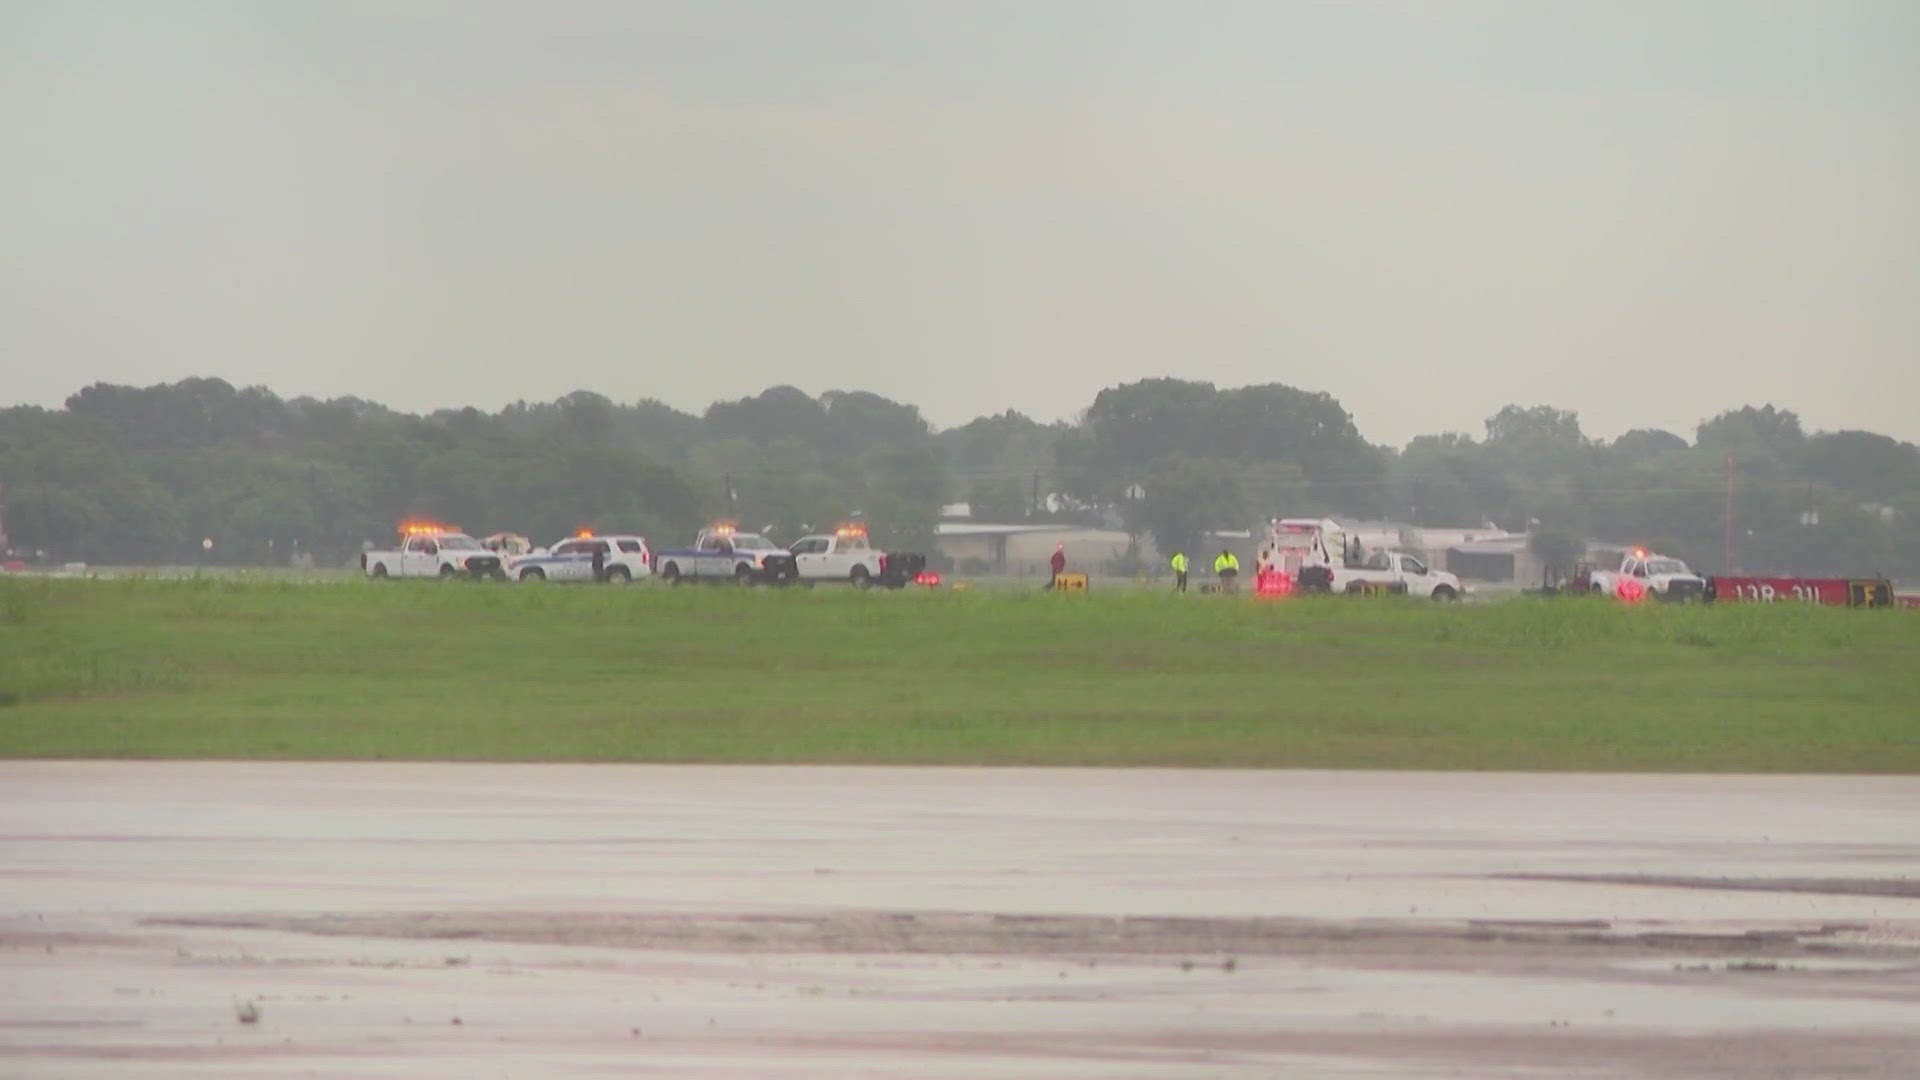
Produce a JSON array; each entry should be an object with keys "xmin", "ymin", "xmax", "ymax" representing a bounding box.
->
[
  {"xmin": 509, "ymin": 534, "xmax": 652, "ymax": 583},
  {"xmin": 651, "ymin": 526, "xmax": 795, "ymax": 584}
]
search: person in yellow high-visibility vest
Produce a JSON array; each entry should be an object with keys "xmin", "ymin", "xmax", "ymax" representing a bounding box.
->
[
  {"xmin": 1214, "ymin": 548, "xmax": 1240, "ymax": 592},
  {"xmin": 1169, "ymin": 550, "xmax": 1189, "ymax": 593}
]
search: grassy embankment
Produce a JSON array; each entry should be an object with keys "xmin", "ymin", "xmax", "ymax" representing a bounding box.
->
[{"xmin": 1, "ymin": 577, "xmax": 1915, "ymax": 771}]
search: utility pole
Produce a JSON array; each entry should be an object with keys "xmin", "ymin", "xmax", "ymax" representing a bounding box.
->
[
  {"xmin": 1722, "ymin": 452, "xmax": 1734, "ymax": 572},
  {"xmin": 1030, "ymin": 471, "xmax": 1040, "ymax": 519}
]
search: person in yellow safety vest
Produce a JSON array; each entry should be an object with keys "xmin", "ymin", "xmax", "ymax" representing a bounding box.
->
[
  {"xmin": 1170, "ymin": 550, "xmax": 1189, "ymax": 593},
  {"xmin": 1214, "ymin": 548, "xmax": 1240, "ymax": 591}
]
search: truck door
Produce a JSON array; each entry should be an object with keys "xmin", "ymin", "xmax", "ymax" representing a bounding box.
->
[
  {"xmin": 403, "ymin": 536, "xmax": 436, "ymax": 576},
  {"xmin": 696, "ymin": 535, "xmax": 730, "ymax": 578},
  {"xmin": 791, "ymin": 537, "xmax": 827, "ymax": 578},
  {"xmin": 819, "ymin": 538, "xmax": 850, "ymax": 577},
  {"xmin": 1397, "ymin": 554, "xmax": 1432, "ymax": 593}
]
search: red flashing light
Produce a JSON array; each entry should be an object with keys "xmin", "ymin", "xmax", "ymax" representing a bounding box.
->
[
  {"xmin": 1254, "ymin": 568, "xmax": 1295, "ymax": 598},
  {"xmin": 914, "ymin": 570, "xmax": 942, "ymax": 587},
  {"xmin": 1617, "ymin": 577, "xmax": 1647, "ymax": 603}
]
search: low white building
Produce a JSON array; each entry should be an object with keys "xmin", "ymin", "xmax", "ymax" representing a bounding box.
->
[{"xmin": 936, "ymin": 522, "xmax": 1152, "ymax": 575}]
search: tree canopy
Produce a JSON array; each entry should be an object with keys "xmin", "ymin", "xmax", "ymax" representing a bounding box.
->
[{"xmin": 4, "ymin": 380, "xmax": 1917, "ymax": 579}]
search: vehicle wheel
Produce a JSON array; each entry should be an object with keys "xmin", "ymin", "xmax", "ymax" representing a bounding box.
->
[
  {"xmin": 371, "ymin": 564, "xmax": 388, "ymax": 579},
  {"xmin": 660, "ymin": 563, "xmax": 681, "ymax": 585},
  {"xmin": 734, "ymin": 563, "xmax": 756, "ymax": 585},
  {"xmin": 850, "ymin": 565, "xmax": 872, "ymax": 589},
  {"xmin": 439, "ymin": 564, "xmax": 457, "ymax": 580},
  {"xmin": 1591, "ymin": 582, "xmax": 1605, "ymax": 594},
  {"xmin": 605, "ymin": 566, "xmax": 630, "ymax": 584},
  {"xmin": 519, "ymin": 567, "xmax": 545, "ymax": 582},
  {"xmin": 1432, "ymin": 585, "xmax": 1458, "ymax": 602},
  {"xmin": 1345, "ymin": 582, "xmax": 1366, "ymax": 595}
]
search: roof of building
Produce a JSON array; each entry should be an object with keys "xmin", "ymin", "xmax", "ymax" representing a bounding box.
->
[
  {"xmin": 936, "ymin": 522, "xmax": 1068, "ymax": 537},
  {"xmin": 1448, "ymin": 540, "xmax": 1527, "ymax": 555},
  {"xmin": 936, "ymin": 523, "xmax": 1133, "ymax": 541}
]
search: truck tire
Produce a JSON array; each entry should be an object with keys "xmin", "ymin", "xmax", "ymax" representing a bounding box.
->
[
  {"xmin": 370, "ymin": 563, "xmax": 388, "ymax": 579},
  {"xmin": 1591, "ymin": 582, "xmax": 1606, "ymax": 594},
  {"xmin": 439, "ymin": 564, "xmax": 457, "ymax": 579},
  {"xmin": 605, "ymin": 566, "xmax": 630, "ymax": 584},
  {"xmin": 519, "ymin": 567, "xmax": 545, "ymax": 582},
  {"xmin": 734, "ymin": 563, "xmax": 755, "ymax": 585},
  {"xmin": 1432, "ymin": 585, "xmax": 1458, "ymax": 602},
  {"xmin": 850, "ymin": 565, "xmax": 872, "ymax": 589},
  {"xmin": 660, "ymin": 563, "xmax": 681, "ymax": 585}
]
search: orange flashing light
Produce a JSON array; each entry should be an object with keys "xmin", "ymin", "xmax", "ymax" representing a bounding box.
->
[
  {"xmin": 709, "ymin": 523, "xmax": 737, "ymax": 536},
  {"xmin": 1633, "ymin": 546, "xmax": 1648, "ymax": 558},
  {"xmin": 398, "ymin": 519, "xmax": 456, "ymax": 538},
  {"xmin": 575, "ymin": 528, "xmax": 594, "ymax": 539},
  {"xmin": 834, "ymin": 523, "xmax": 868, "ymax": 538}
]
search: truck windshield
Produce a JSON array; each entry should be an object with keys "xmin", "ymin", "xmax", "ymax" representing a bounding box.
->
[
  {"xmin": 732, "ymin": 534, "xmax": 776, "ymax": 549},
  {"xmin": 437, "ymin": 535, "xmax": 481, "ymax": 550},
  {"xmin": 1646, "ymin": 558, "xmax": 1688, "ymax": 575}
]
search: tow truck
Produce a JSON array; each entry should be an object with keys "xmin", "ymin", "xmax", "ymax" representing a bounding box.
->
[
  {"xmin": 1580, "ymin": 549, "xmax": 1707, "ymax": 602},
  {"xmin": 361, "ymin": 522, "xmax": 506, "ymax": 579},
  {"xmin": 650, "ymin": 525, "xmax": 797, "ymax": 584},
  {"xmin": 787, "ymin": 525, "xmax": 936, "ymax": 588},
  {"xmin": 1261, "ymin": 518, "xmax": 1461, "ymax": 600},
  {"xmin": 1258, "ymin": 518, "xmax": 1349, "ymax": 583}
]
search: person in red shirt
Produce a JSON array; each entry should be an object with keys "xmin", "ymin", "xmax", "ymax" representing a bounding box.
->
[{"xmin": 1048, "ymin": 543, "xmax": 1066, "ymax": 589}]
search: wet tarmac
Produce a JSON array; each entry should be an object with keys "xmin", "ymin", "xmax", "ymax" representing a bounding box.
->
[{"xmin": 2, "ymin": 762, "xmax": 1916, "ymax": 1077}]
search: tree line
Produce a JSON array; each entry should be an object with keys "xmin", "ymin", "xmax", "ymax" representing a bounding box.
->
[{"xmin": 2, "ymin": 378, "xmax": 1915, "ymax": 579}]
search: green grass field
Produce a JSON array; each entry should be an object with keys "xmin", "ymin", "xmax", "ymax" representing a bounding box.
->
[{"xmin": 2, "ymin": 576, "xmax": 1915, "ymax": 771}]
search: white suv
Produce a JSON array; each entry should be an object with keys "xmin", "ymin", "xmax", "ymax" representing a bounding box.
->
[{"xmin": 509, "ymin": 535, "xmax": 653, "ymax": 583}]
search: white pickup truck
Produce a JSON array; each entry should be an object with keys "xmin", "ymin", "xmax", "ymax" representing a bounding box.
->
[
  {"xmin": 1583, "ymin": 550, "xmax": 1706, "ymax": 601},
  {"xmin": 787, "ymin": 530, "xmax": 886, "ymax": 586},
  {"xmin": 362, "ymin": 531, "xmax": 506, "ymax": 580},
  {"xmin": 1327, "ymin": 550, "xmax": 1462, "ymax": 600}
]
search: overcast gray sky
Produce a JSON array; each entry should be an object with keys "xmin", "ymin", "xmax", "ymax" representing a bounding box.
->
[{"xmin": 3, "ymin": 1, "xmax": 1915, "ymax": 446}]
